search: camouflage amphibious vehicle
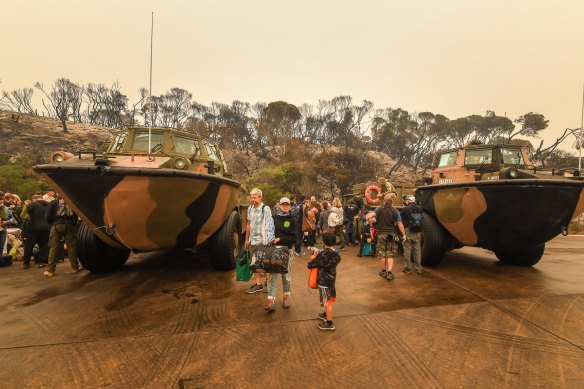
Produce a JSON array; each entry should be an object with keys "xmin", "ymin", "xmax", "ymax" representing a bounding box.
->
[
  {"xmin": 34, "ymin": 126, "xmax": 247, "ymax": 273},
  {"xmin": 416, "ymin": 143, "xmax": 584, "ymax": 267}
]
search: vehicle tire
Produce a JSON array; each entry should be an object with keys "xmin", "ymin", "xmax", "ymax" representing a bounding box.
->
[
  {"xmin": 77, "ymin": 221, "xmax": 130, "ymax": 273},
  {"xmin": 210, "ymin": 210, "xmax": 242, "ymax": 271},
  {"xmin": 494, "ymin": 244, "xmax": 545, "ymax": 266},
  {"xmin": 420, "ymin": 211, "xmax": 446, "ymax": 267}
]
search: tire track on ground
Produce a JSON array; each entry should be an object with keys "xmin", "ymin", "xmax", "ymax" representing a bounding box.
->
[
  {"xmin": 361, "ymin": 314, "xmax": 443, "ymax": 388},
  {"xmin": 425, "ymin": 269, "xmax": 584, "ymax": 353},
  {"xmin": 393, "ymin": 311, "xmax": 583, "ymax": 358}
]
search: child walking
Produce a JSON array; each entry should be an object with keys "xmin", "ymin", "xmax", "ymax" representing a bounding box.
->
[{"xmin": 308, "ymin": 232, "xmax": 341, "ymax": 331}]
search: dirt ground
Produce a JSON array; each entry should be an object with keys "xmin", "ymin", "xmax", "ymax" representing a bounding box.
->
[{"xmin": 0, "ymin": 235, "xmax": 583, "ymax": 388}]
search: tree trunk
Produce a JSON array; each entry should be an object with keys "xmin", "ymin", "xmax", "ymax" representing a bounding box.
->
[{"xmin": 60, "ymin": 118, "xmax": 68, "ymax": 133}]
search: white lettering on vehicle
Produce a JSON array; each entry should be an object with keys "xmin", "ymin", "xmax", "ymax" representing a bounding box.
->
[
  {"xmin": 439, "ymin": 178, "xmax": 453, "ymax": 184},
  {"xmin": 487, "ymin": 175, "xmax": 499, "ymax": 181}
]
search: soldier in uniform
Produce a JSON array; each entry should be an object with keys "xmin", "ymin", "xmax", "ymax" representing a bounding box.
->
[{"xmin": 43, "ymin": 198, "xmax": 81, "ymax": 277}]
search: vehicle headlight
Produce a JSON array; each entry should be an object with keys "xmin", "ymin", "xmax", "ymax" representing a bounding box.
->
[
  {"xmin": 50, "ymin": 151, "xmax": 74, "ymax": 163},
  {"xmin": 508, "ymin": 168, "xmax": 518, "ymax": 179},
  {"xmin": 173, "ymin": 157, "xmax": 189, "ymax": 169}
]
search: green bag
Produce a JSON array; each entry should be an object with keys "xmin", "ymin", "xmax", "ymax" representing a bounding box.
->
[{"xmin": 235, "ymin": 248, "xmax": 252, "ymax": 282}]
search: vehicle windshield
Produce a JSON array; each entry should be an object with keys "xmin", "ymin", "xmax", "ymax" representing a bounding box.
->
[
  {"xmin": 174, "ymin": 136, "xmax": 202, "ymax": 156},
  {"xmin": 465, "ymin": 149, "xmax": 493, "ymax": 165},
  {"xmin": 108, "ymin": 130, "xmax": 128, "ymax": 152},
  {"xmin": 132, "ymin": 131, "xmax": 165, "ymax": 151},
  {"xmin": 437, "ymin": 152, "xmax": 457, "ymax": 167},
  {"xmin": 501, "ymin": 147, "xmax": 524, "ymax": 165}
]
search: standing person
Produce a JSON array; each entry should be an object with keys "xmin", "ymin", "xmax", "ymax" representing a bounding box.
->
[
  {"xmin": 308, "ymin": 232, "xmax": 341, "ymax": 331},
  {"xmin": 328, "ymin": 198, "xmax": 346, "ymax": 250},
  {"xmin": 22, "ymin": 195, "xmax": 50, "ymax": 269},
  {"xmin": 318, "ymin": 201, "xmax": 332, "ymax": 234},
  {"xmin": 401, "ymin": 195, "xmax": 423, "ymax": 274},
  {"xmin": 42, "ymin": 188, "xmax": 56, "ymax": 202},
  {"xmin": 0, "ymin": 191, "xmax": 8, "ymax": 254},
  {"xmin": 343, "ymin": 200, "xmax": 359, "ymax": 246},
  {"xmin": 302, "ymin": 199, "xmax": 318, "ymax": 250},
  {"xmin": 245, "ymin": 188, "xmax": 275, "ymax": 294},
  {"xmin": 293, "ymin": 195, "xmax": 305, "ymax": 256},
  {"xmin": 357, "ymin": 212, "xmax": 377, "ymax": 257},
  {"xmin": 266, "ymin": 197, "xmax": 296, "ymax": 310},
  {"xmin": 374, "ymin": 193, "xmax": 406, "ymax": 280},
  {"xmin": 1, "ymin": 193, "xmax": 19, "ymax": 254},
  {"xmin": 44, "ymin": 198, "xmax": 81, "ymax": 277}
]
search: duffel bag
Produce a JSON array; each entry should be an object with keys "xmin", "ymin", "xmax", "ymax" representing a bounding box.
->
[
  {"xmin": 0, "ymin": 255, "xmax": 13, "ymax": 267},
  {"xmin": 250, "ymin": 245, "xmax": 290, "ymax": 274}
]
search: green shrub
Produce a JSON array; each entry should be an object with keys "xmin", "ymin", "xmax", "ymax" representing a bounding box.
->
[{"xmin": 0, "ymin": 164, "xmax": 49, "ymax": 199}]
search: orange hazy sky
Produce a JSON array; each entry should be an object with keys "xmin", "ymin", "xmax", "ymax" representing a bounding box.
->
[{"xmin": 1, "ymin": 0, "xmax": 583, "ymax": 151}]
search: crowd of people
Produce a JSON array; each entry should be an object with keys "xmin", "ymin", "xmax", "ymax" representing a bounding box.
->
[
  {"xmin": 0, "ymin": 189, "xmax": 81, "ymax": 276},
  {"xmin": 243, "ymin": 187, "xmax": 423, "ymax": 332},
  {"xmin": 2, "ymin": 184, "xmax": 424, "ymax": 332}
]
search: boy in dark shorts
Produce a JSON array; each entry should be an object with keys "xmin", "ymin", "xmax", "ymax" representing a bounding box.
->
[{"xmin": 308, "ymin": 232, "xmax": 341, "ymax": 331}]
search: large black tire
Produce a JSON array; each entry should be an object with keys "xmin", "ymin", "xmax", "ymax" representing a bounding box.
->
[
  {"xmin": 210, "ymin": 211, "xmax": 242, "ymax": 270},
  {"xmin": 77, "ymin": 221, "xmax": 130, "ymax": 273},
  {"xmin": 494, "ymin": 243, "xmax": 545, "ymax": 266},
  {"xmin": 420, "ymin": 211, "xmax": 446, "ymax": 267}
]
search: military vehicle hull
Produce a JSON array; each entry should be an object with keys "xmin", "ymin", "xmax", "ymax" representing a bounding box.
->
[
  {"xmin": 416, "ymin": 179, "xmax": 584, "ymax": 266},
  {"xmin": 36, "ymin": 165, "xmax": 242, "ymax": 252}
]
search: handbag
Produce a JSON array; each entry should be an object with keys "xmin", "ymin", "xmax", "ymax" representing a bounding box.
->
[
  {"xmin": 362, "ymin": 243, "xmax": 372, "ymax": 256},
  {"xmin": 308, "ymin": 267, "xmax": 318, "ymax": 289},
  {"xmin": 250, "ymin": 245, "xmax": 290, "ymax": 274},
  {"xmin": 235, "ymin": 248, "xmax": 252, "ymax": 282}
]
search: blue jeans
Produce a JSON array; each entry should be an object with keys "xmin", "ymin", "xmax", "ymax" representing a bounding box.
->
[{"xmin": 267, "ymin": 257, "xmax": 292, "ymax": 300}]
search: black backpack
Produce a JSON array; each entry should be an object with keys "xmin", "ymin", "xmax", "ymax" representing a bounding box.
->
[{"xmin": 409, "ymin": 205, "xmax": 423, "ymax": 233}]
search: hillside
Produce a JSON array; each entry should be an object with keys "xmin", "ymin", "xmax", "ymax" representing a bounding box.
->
[
  {"xmin": 0, "ymin": 110, "xmax": 112, "ymax": 165},
  {"xmin": 0, "ymin": 110, "xmax": 418, "ymax": 196}
]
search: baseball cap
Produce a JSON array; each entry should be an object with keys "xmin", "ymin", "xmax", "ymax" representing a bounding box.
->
[{"xmin": 279, "ymin": 197, "xmax": 291, "ymax": 204}]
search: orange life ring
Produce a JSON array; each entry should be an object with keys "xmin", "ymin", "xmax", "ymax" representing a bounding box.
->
[{"xmin": 364, "ymin": 185, "xmax": 381, "ymax": 204}]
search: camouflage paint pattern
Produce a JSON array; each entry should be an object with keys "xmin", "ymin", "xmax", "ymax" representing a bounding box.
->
[
  {"xmin": 37, "ymin": 166, "xmax": 242, "ymax": 252},
  {"xmin": 571, "ymin": 189, "xmax": 584, "ymax": 221},
  {"xmin": 417, "ymin": 180, "xmax": 584, "ymax": 251},
  {"xmin": 34, "ymin": 126, "xmax": 247, "ymax": 253},
  {"xmin": 433, "ymin": 187, "xmax": 487, "ymax": 246}
]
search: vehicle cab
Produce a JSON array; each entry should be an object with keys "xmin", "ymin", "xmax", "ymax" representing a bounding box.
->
[
  {"xmin": 430, "ymin": 144, "xmax": 532, "ymax": 184},
  {"xmin": 105, "ymin": 126, "xmax": 228, "ymax": 175}
]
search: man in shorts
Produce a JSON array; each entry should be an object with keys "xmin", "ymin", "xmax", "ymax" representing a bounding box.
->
[{"xmin": 374, "ymin": 193, "xmax": 406, "ymax": 280}]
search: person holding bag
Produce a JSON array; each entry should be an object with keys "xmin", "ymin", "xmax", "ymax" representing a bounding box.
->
[
  {"xmin": 307, "ymin": 232, "xmax": 341, "ymax": 331},
  {"xmin": 245, "ymin": 188, "xmax": 275, "ymax": 294},
  {"xmin": 265, "ymin": 197, "xmax": 296, "ymax": 311}
]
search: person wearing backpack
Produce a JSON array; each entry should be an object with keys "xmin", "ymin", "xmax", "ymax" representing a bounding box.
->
[
  {"xmin": 400, "ymin": 195, "xmax": 423, "ymax": 275},
  {"xmin": 373, "ymin": 193, "xmax": 406, "ymax": 280},
  {"xmin": 245, "ymin": 188, "xmax": 275, "ymax": 294}
]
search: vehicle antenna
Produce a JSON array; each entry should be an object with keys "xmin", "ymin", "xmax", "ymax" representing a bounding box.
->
[
  {"xmin": 148, "ymin": 11, "xmax": 154, "ymax": 160},
  {"xmin": 579, "ymin": 82, "xmax": 583, "ymax": 173}
]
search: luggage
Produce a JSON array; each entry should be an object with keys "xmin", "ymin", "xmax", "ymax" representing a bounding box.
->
[
  {"xmin": 250, "ymin": 245, "xmax": 290, "ymax": 274},
  {"xmin": 0, "ymin": 255, "xmax": 13, "ymax": 267}
]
